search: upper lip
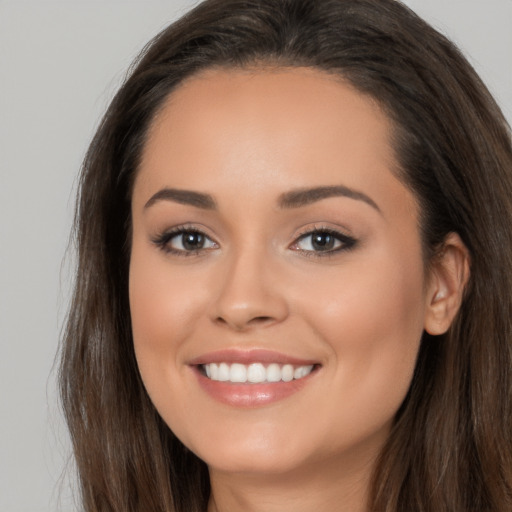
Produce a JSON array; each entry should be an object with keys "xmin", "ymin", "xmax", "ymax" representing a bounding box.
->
[{"xmin": 188, "ymin": 348, "xmax": 319, "ymax": 366}]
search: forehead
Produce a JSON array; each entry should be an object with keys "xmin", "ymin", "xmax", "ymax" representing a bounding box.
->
[
  {"xmin": 143, "ymin": 66, "xmax": 393, "ymax": 169},
  {"xmin": 135, "ymin": 66, "xmax": 415, "ymax": 219}
]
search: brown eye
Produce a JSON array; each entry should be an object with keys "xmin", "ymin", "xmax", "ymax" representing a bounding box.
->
[
  {"xmin": 310, "ymin": 232, "xmax": 336, "ymax": 251},
  {"xmin": 154, "ymin": 228, "xmax": 218, "ymax": 254},
  {"xmin": 293, "ymin": 229, "xmax": 357, "ymax": 255},
  {"xmin": 181, "ymin": 232, "xmax": 206, "ymax": 251},
  {"xmin": 169, "ymin": 230, "xmax": 217, "ymax": 252}
]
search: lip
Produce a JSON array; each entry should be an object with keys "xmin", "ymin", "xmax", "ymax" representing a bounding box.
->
[
  {"xmin": 188, "ymin": 349, "xmax": 320, "ymax": 408},
  {"xmin": 188, "ymin": 348, "xmax": 318, "ymax": 366}
]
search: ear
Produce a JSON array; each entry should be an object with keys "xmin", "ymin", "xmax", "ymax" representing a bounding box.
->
[{"xmin": 424, "ymin": 233, "xmax": 470, "ymax": 335}]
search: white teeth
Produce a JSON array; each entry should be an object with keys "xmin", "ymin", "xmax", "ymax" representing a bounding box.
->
[
  {"xmin": 202, "ymin": 362, "xmax": 314, "ymax": 383},
  {"xmin": 281, "ymin": 364, "xmax": 294, "ymax": 382},
  {"xmin": 247, "ymin": 363, "xmax": 266, "ymax": 383},
  {"xmin": 230, "ymin": 363, "xmax": 247, "ymax": 383},
  {"xmin": 294, "ymin": 366, "xmax": 309, "ymax": 379},
  {"xmin": 218, "ymin": 363, "xmax": 230, "ymax": 381},
  {"xmin": 266, "ymin": 363, "xmax": 281, "ymax": 382}
]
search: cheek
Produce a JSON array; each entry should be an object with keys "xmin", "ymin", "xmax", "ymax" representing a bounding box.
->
[
  {"xmin": 128, "ymin": 244, "xmax": 210, "ymax": 417},
  {"xmin": 129, "ymin": 246, "xmax": 208, "ymax": 354},
  {"xmin": 292, "ymin": 251, "xmax": 426, "ymax": 433},
  {"xmin": 297, "ymin": 248, "xmax": 425, "ymax": 342}
]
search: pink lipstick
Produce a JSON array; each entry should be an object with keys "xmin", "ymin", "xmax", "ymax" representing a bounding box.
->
[{"xmin": 189, "ymin": 349, "xmax": 319, "ymax": 407}]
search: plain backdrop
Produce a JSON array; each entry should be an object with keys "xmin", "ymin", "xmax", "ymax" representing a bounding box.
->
[{"xmin": 0, "ymin": 1, "xmax": 510, "ymax": 510}]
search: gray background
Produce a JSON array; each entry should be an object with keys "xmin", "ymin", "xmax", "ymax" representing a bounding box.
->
[{"xmin": 0, "ymin": 1, "xmax": 510, "ymax": 510}]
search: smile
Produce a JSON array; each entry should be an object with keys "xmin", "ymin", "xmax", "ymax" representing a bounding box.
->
[
  {"xmin": 190, "ymin": 349, "xmax": 320, "ymax": 407},
  {"xmin": 202, "ymin": 362, "xmax": 315, "ymax": 383}
]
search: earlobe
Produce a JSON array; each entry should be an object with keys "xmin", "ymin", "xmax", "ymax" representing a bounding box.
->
[{"xmin": 424, "ymin": 233, "xmax": 470, "ymax": 336}]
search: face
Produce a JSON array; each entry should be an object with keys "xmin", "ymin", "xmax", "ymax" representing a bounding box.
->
[{"xmin": 129, "ymin": 67, "xmax": 432, "ymax": 478}]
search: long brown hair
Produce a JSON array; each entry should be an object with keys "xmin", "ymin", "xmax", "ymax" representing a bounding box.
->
[{"xmin": 60, "ymin": 1, "xmax": 512, "ymax": 510}]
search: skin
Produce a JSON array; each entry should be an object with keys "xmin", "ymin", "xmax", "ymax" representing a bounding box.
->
[{"xmin": 129, "ymin": 67, "xmax": 469, "ymax": 512}]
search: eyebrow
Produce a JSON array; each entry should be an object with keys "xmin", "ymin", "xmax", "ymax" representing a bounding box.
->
[
  {"xmin": 278, "ymin": 185, "xmax": 381, "ymax": 212},
  {"xmin": 143, "ymin": 184, "xmax": 380, "ymax": 213},
  {"xmin": 144, "ymin": 188, "xmax": 217, "ymax": 210}
]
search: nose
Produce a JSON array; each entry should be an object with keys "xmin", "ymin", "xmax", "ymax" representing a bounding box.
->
[{"xmin": 210, "ymin": 246, "xmax": 289, "ymax": 331}]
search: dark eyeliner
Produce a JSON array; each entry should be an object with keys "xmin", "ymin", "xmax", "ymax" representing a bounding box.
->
[
  {"xmin": 151, "ymin": 226, "xmax": 211, "ymax": 256},
  {"xmin": 293, "ymin": 226, "xmax": 358, "ymax": 257}
]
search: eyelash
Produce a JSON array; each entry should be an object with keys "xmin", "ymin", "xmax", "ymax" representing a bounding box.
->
[
  {"xmin": 151, "ymin": 225, "xmax": 357, "ymax": 258},
  {"xmin": 151, "ymin": 226, "xmax": 217, "ymax": 257},
  {"xmin": 291, "ymin": 226, "xmax": 357, "ymax": 258}
]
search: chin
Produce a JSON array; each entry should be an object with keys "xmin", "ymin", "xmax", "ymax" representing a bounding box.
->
[
  {"xmin": 203, "ymin": 447, "xmax": 308, "ymax": 476},
  {"xmin": 185, "ymin": 422, "xmax": 310, "ymax": 476}
]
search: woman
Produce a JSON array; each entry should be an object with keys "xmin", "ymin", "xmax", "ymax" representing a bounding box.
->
[{"xmin": 60, "ymin": 0, "xmax": 512, "ymax": 510}]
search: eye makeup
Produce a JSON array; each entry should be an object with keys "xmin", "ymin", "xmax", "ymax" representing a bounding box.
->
[{"xmin": 151, "ymin": 222, "xmax": 358, "ymax": 259}]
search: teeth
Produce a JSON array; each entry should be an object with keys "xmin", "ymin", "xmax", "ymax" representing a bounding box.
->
[
  {"xmin": 266, "ymin": 363, "xmax": 281, "ymax": 382},
  {"xmin": 247, "ymin": 363, "xmax": 266, "ymax": 383},
  {"xmin": 230, "ymin": 363, "xmax": 247, "ymax": 383},
  {"xmin": 218, "ymin": 362, "xmax": 230, "ymax": 382},
  {"xmin": 202, "ymin": 362, "xmax": 314, "ymax": 383},
  {"xmin": 281, "ymin": 364, "xmax": 294, "ymax": 382}
]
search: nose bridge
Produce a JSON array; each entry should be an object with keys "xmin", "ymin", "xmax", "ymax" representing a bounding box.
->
[{"xmin": 212, "ymin": 238, "xmax": 288, "ymax": 330}]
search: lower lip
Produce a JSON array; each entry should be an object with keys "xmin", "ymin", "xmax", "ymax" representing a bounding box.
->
[{"xmin": 192, "ymin": 367, "xmax": 317, "ymax": 408}]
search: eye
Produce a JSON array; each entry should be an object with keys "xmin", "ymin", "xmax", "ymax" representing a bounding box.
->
[
  {"xmin": 292, "ymin": 228, "xmax": 357, "ymax": 255},
  {"xmin": 153, "ymin": 228, "xmax": 218, "ymax": 255}
]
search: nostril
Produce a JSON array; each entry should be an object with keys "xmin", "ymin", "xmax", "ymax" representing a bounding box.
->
[
  {"xmin": 214, "ymin": 314, "xmax": 276, "ymax": 330},
  {"xmin": 244, "ymin": 316, "xmax": 277, "ymax": 329},
  {"xmin": 211, "ymin": 290, "xmax": 289, "ymax": 330},
  {"xmin": 251, "ymin": 316, "xmax": 274, "ymax": 324}
]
